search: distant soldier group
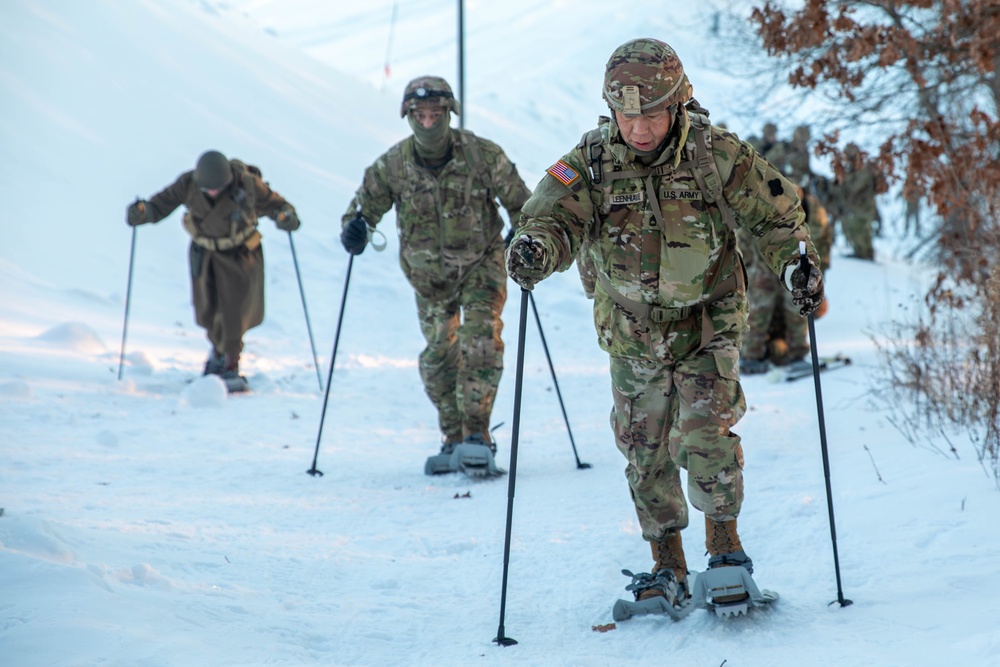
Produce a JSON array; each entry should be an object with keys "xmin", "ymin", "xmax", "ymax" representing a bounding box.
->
[
  {"xmin": 747, "ymin": 123, "xmax": 880, "ymax": 261},
  {"xmin": 738, "ymin": 122, "xmax": 879, "ymax": 374}
]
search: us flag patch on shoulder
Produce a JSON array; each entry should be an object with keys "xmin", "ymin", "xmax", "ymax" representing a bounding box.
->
[{"xmin": 547, "ymin": 160, "xmax": 581, "ymax": 187}]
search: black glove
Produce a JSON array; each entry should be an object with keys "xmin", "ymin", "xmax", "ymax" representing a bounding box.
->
[
  {"xmin": 126, "ymin": 199, "xmax": 151, "ymax": 226},
  {"xmin": 506, "ymin": 234, "xmax": 547, "ymax": 291},
  {"xmin": 341, "ymin": 214, "xmax": 370, "ymax": 255},
  {"xmin": 275, "ymin": 206, "xmax": 300, "ymax": 231},
  {"xmin": 784, "ymin": 260, "xmax": 825, "ymax": 317}
]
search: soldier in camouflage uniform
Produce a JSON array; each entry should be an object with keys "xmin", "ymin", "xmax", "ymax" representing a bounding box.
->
[
  {"xmin": 786, "ymin": 125, "xmax": 813, "ymax": 184},
  {"xmin": 739, "ymin": 183, "xmax": 832, "ymax": 372},
  {"xmin": 340, "ymin": 76, "xmax": 531, "ymax": 464},
  {"xmin": 838, "ymin": 142, "xmax": 880, "ymax": 260},
  {"xmin": 126, "ymin": 150, "xmax": 300, "ymax": 392},
  {"xmin": 506, "ymin": 39, "xmax": 823, "ymax": 608}
]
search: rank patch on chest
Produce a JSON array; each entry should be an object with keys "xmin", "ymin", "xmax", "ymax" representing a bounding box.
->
[
  {"xmin": 547, "ymin": 160, "xmax": 581, "ymax": 187},
  {"xmin": 661, "ymin": 189, "xmax": 703, "ymax": 201},
  {"xmin": 610, "ymin": 191, "xmax": 645, "ymax": 205}
]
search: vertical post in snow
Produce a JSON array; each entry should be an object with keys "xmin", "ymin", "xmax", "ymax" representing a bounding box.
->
[{"xmin": 457, "ymin": 0, "xmax": 465, "ymax": 129}]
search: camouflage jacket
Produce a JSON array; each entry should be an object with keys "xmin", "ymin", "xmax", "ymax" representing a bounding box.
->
[
  {"xmin": 514, "ymin": 110, "xmax": 815, "ymax": 363},
  {"xmin": 343, "ymin": 129, "xmax": 531, "ymax": 300},
  {"xmin": 739, "ymin": 186, "xmax": 832, "ymax": 274},
  {"xmin": 146, "ymin": 160, "xmax": 290, "ymax": 248}
]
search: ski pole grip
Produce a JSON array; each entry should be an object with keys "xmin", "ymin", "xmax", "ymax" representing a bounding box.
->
[{"xmin": 798, "ymin": 240, "xmax": 809, "ymax": 273}]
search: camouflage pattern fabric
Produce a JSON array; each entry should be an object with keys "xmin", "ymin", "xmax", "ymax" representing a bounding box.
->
[
  {"xmin": 575, "ymin": 240, "xmax": 598, "ymax": 299},
  {"xmin": 611, "ymin": 343, "xmax": 746, "ymax": 537},
  {"xmin": 343, "ymin": 129, "xmax": 530, "ymax": 301},
  {"xmin": 344, "ymin": 128, "xmax": 530, "ymax": 440},
  {"xmin": 416, "ymin": 246, "xmax": 506, "ymax": 442},
  {"xmin": 510, "ymin": 104, "xmax": 815, "ymax": 537},
  {"xmin": 740, "ymin": 187, "xmax": 831, "ymax": 361},
  {"xmin": 603, "ymin": 38, "xmax": 692, "ymax": 115},
  {"xmin": 839, "ymin": 163, "xmax": 879, "ymax": 260}
]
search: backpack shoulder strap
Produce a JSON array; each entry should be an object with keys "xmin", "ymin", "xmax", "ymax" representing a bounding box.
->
[
  {"xmin": 456, "ymin": 129, "xmax": 493, "ymax": 206},
  {"xmin": 678, "ymin": 105, "xmax": 739, "ymax": 232},
  {"xmin": 228, "ymin": 160, "xmax": 258, "ymax": 231}
]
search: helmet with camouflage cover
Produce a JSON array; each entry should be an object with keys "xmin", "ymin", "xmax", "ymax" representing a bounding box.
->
[
  {"xmin": 602, "ymin": 38, "xmax": 692, "ymax": 117},
  {"xmin": 400, "ymin": 76, "xmax": 461, "ymax": 118}
]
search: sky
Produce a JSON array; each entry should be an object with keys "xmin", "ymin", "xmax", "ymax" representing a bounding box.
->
[{"xmin": 2, "ymin": 1, "xmax": 999, "ymax": 666}]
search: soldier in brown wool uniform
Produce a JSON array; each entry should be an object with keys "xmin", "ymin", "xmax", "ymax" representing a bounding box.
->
[
  {"xmin": 127, "ymin": 150, "xmax": 300, "ymax": 392},
  {"xmin": 506, "ymin": 38, "xmax": 824, "ymax": 614},
  {"xmin": 340, "ymin": 76, "xmax": 531, "ymax": 477}
]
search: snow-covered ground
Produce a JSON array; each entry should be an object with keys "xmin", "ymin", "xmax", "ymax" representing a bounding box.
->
[{"xmin": 2, "ymin": 1, "xmax": 999, "ymax": 666}]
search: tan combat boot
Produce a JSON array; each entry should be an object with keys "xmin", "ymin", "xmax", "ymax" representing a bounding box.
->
[
  {"xmin": 637, "ymin": 530, "xmax": 688, "ymax": 602},
  {"xmin": 705, "ymin": 516, "xmax": 753, "ymax": 604}
]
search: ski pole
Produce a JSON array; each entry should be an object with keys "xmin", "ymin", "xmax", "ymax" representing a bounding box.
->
[
  {"xmin": 307, "ymin": 254, "xmax": 354, "ymax": 477},
  {"xmin": 493, "ymin": 287, "xmax": 530, "ymax": 647},
  {"xmin": 288, "ymin": 232, "xmax": 323, "ymax": 391},
  {"xmin": 799, "ymin": 241, "xmax": 852, "ymax": 608},
  {"xmin": 528, "ymin": 292, "xmax": 590, "ymax": 469},
  {"xmin": 116, "ymin": 224, "xmax": 138, "ymax": 380}
]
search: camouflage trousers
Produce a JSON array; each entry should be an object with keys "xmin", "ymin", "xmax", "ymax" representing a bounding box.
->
[
  {"xmin": 842, "ymin": 212, "xmax": 875, "ymax": 260},
  {"xmin": 743, "ymin": 267, "xmax": 808, "ymax": 361},
  {"xmin": 415, "ymin": 255, "xmax": 506, "ymax": 443},
  {"xmin": 609, "ymin": 345, "xmax": 747, "ymax": 541}
]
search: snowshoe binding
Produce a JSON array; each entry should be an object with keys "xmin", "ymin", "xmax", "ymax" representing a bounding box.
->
[
  {"xmin": 424, "ymin": 433, "xmax": 505, "ymax": 478},
  {"xmin": 691, "ymin": 560, "xmax": 778, "ymax": 617},
  {"xmin": 695, "ymin": 518, "xmax": 777, "ymax": 617},
  {"xmin": 203, "ymin": 350, "xmax": 225, "ymax": 376},
  {"xmin": 222, "ymin": 369, "xmax": 250, "ymax": 394},
  {"xmin": 612, "ymin": 568, "xmax": 694, "ymax": 622},
  {"xmin": 220, "ymin": 353, "xmax": 249, "ymax": 393}
]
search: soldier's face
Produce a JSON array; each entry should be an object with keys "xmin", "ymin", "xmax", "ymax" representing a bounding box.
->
[
  {"xmin": 411, "ymin": 104, "xmax": 446, "ymax": 129},
  {"xmin": 615, "ymin": 109, "xmax": 673, "ymax": 153}
]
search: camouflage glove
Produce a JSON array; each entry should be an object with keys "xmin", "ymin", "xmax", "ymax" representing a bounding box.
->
[
  {"xmin": 341, "ymin": 214, "xmax": 370, "ymax": 255},
  {"xmin": 783, "ymin": 261, "xmax": 825, "ymax": 317},
  {"xmin": 275, "ymin": 206, "xmax": 300, "ymax": 231},
  {"xmin": 126, "ymin": 199, "xmax": 152, "ymax": 226},
  {"xmin": 506, "ymin": 234, "xmax": 547, "ymax": 291}
]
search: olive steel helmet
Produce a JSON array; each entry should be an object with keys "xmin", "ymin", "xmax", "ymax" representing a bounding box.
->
[
  {"xmin": 602, "ymin": 38, "xmax": 692, "ymax": 117},
  {"xmin": 400, "ymin": 76, "xmax": 461, "ymax": 118},
  {"xmin": 193, "ymin": 150, "xmax": 233, "ymax": 191}
]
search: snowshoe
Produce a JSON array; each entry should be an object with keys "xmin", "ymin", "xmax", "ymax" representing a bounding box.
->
[
  {"xmin": 691, "ymin": 566, "xmax": 778, "ymax": 618},
  {"xmin": 768, "ymin": 354, "xmax": 851, "ymax": 383},
  {"xmin": 203, "ymin": 350, "xmax": 225, "ymax": 376},
  {"xmin": 423, "ymin": 434, "xmax": 505, "ymax": 478},
  {"xmin": 222, "ymin": 370, "xmax": 250, "ymax": 394},
  {"xmin": 612, "ymin": 568, "xmax": 694, "ymax": 622}
]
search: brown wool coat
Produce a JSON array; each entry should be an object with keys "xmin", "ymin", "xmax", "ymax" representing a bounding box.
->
[{"xmin": 144, "ymin": 162, "xmax": 293, "ymax": 354}]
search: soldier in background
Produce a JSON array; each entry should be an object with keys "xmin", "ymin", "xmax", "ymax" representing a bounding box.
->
[
  {"xmin": 746, "ymin": 121, "xmax": 779, "ymax": 155},
  {"xmin": 126, "ymin": 150, "xmax": 300, "ymax": 393},
  {"xmin": 838, "ymin": 142, "xmax": 880, "ymax": 260},
  {"xmin": 506, "ymin": 38, "xmax": 823, "ymax": 613},
  {"xmin": 739, "ymin": 180, "xmax": 833, "ymax": 373},
  {"xmin": 786, "ymin": 125, "xmax": 812, "ymax": 184},
  {"xmin": 340, "ymin": 75, "xmax": 531, "ymax": 476}
]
